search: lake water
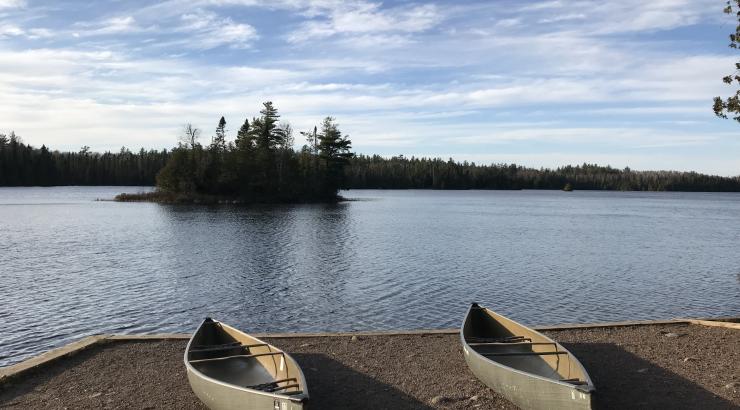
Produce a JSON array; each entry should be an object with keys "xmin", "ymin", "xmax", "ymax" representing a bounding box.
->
[{"xmin": 1, "ymin": 187, "xmax": 739, "ymax": 366}]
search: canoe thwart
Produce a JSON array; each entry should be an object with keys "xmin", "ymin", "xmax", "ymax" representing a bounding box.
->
[
  {"xmin": 468, "ymin": 341, "xmax": 556, "ymax": 347},
  {"xmin": 466, "ymin": 335, "xmax": 532, "ymax": 343},
  {"xmin": 191, "ymin": 341, "xmax": 242, "ymax": 350},
  {"xmin": 189, "ymin": 351, "xmax": 283, "ymax": 363},
  {"xmin": 481, "ymin": 351, "xmax": 569, "ymax": 356},
  {"xmin": 189, "ymin": 342, "xmax": 268, "ymax": 353}
]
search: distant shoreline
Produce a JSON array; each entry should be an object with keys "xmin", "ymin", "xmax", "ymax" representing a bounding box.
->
[{"xmin": 113, "ymin": 191, "xmax": 346, "ymax": 204}]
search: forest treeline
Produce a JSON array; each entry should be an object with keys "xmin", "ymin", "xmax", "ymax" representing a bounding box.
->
[
  {"xmin": 0, "ymin": 131, "xmax": 168, "ymax": 186},
  {"xmin": 345, "ymin": 155, "xmax": 740, "ymax": 192},
  {"xmin": 3, "ymin": 125, "xmax": 740, "ymax": 194}
]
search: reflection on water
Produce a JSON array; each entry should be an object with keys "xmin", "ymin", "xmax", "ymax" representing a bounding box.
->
[{"xmin": 1, "ymin": 187, "xmax": 740, "ymax": 366}]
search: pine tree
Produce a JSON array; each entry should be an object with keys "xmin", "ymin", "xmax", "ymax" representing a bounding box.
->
[
  {"xmin": 212, "ymin": 116, "xmax": 227, "ymax": 151},
  {"xmin": 318, "ymin": 117, "xmax": 353, "ymax": 196},
  {"xmin": 235, "ymin": 118, "xmax": 253, "ymax": 149}
]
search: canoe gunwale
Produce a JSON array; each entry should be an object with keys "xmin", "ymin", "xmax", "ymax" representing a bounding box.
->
[
  {"xmin": 184, "ymin": 319, "xmax": 309, "ymax": 404},
  {"xmin": 460, "ymin": 304, "xmax": 595, "ymax": 394}
]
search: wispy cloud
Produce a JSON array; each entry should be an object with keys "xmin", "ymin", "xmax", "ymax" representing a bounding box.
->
[
  {"xmin": 286, "ymin": 2, "xmax": 442, "ymax": 43},
  {"xmin": 178, "ymin": 9, "xmax": 258, "ymax": 49}
]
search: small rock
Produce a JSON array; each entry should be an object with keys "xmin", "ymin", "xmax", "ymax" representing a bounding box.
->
[
  {"xmin": 88, "ymin": 393, "xmax": 102, "ymax": 399},
  {"xmin": 724, "ymin": 382, "xmax": 739, "ymax": 390},
  {"xmin": 683, "ymin": 357, "xmax": 698, "ymax": 362},
  {"xmin": 309, "ymin": 367, "xmax": 318, "ymax": 372},
  {"xmin": 430, "ymin": 395, "xmax": 452, "ymax": 405},
  {"xmin": 350, "ymin": 335, "xmax": 358, "ymax": 342},
  {"xmin": 469, "ymin": 395, "xmax": 479, "ymax": 401},
  {"xmin": 299, "ymin": 343, "xmax": 311, "ymax": 348},
  {"xmin": 637, "ymin": 368, "xmax": 648, "ymax": 373},
  {"xmin": 663, "ymin": 332, "xmax": 680, "ymax": 338}
]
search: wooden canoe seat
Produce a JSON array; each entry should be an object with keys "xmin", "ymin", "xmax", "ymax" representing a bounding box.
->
[{"xmin": 481, "ymin": 351, "xmax": 568, "ymax": 357}]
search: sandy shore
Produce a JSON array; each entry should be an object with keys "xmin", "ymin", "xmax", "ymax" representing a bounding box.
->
[{"xmin": 0, "ymin": 323, "xmax": 737, "ymax": 409}]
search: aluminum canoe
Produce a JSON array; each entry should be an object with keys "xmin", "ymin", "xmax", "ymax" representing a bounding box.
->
[
  {"xmin": 461, "ymin": 303, "xmax": 594, "ymax": 410},
  {"xmin": 185, "ymin": 318, "xmax": 309, "ymax": 410}
]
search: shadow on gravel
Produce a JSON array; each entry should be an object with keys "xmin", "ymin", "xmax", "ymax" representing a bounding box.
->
[
  {"xmin": 292, "ymin": 353, "xmax": 433, "ymax": 410},
  {"xmin": 562, "ymin": 342, "xmax": 736, "ymax": 410}
]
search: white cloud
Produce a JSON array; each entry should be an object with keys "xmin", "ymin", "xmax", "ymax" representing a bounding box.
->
[
  {"xmin": 0, "ymin": 0, "xmax": 24, "ymax": 9},
  {"xmin": 0, "ymin": 24, "xmax": 23, "ymax": 37},
  {"xmin": 70, "ymin": 16, "xmax": 146, "ymax": 37},
  {"xmin": 179, "ymin": 10, "xmax": 258, "ymax": 49},
  {"xmin": 287, "ymin": 2, "xmax": 442, "ymax": 43}
]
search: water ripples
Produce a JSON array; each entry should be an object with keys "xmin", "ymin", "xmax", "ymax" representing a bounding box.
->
[{"xmin": 1, "ymin": 187, "xmax": 740, "ymax": 366}]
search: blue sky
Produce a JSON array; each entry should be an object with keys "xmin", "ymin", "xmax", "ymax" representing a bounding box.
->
[{"xmin": 0, "ymin": 0, "xmax": 738, "ymax": 175}]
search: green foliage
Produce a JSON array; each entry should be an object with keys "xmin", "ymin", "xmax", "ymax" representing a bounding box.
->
[
  {"xmin": 155, "ymin": 102, "xmax": 354, "ymax": 202},
  {"xmin": 317, "ymin": 117, "xmax": 354, "ymax": 196},
  {"xmin": 344, "ymin": 156, "xmax": 740, "ymax": 192},
  {"xmin": 0, "ymin": 131, "xmax": 168, "ymax": 186},
  {"xmin": 714, "ymin": 0, "xmax": 740, "ymax": 122}
]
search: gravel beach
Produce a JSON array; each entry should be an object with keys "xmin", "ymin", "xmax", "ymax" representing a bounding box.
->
[{"xmin": 0, "ymin": 323, "xmax": 737, "ymax": 409}]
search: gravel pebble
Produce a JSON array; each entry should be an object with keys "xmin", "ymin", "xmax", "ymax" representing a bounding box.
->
[{"xmin": 0, "ymin": 324, "xmax": 737, "ymax": 409}]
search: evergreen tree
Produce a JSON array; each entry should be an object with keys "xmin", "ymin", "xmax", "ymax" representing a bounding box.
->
[
  {"xmin": 235, "ymin": 118, "xmax": 253, "ymax": 150},
  {"xmin": 213, "ymin": 116, "xmax": 227, "ymax": 151},
  {"xmin": 318, "ymin": 117, "xmax": 353, "ymax": 196}
]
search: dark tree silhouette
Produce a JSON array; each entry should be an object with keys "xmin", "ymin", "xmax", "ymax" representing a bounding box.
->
[{"xmin": 714, "ymin": 0, "xmax": 740, "ymax": 122}]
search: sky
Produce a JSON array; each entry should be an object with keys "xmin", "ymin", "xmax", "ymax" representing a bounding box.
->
[{"xmin": 0, "ymin": 0, "xmax": 738, "ymax": 175}]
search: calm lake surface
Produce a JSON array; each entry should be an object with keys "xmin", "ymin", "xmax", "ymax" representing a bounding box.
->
[{"xmin": 1, "ymin": 187, "xmax": 739, "ymax": 366}]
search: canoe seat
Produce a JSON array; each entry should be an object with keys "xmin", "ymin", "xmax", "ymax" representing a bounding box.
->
[
  {"xmin": 560, "ymin": 378, "xmax": 589, "ymax": 385},
  {"xmin": 246, "ymin": 378, "xmax": 297, "ymax": 392}
]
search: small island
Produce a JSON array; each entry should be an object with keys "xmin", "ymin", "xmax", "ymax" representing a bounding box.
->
[{"xmin": 116, "ymin": 102, "xmax": 353, "ymax": 204}]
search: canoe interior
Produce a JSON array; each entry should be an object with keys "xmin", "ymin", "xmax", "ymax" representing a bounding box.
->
[
  {"xmin": 187, "ymin": 319, "xmax": 306, "ymax": 397},
  {"xmin": 463, "ymin": 305, "xmax": 593, "ymax": 390}
]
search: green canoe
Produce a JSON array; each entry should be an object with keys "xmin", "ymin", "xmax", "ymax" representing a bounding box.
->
[
  {"xmin": 461, "ymin": 303, "xmax": 595, "ymax": 410},
  {"xmin": 185, "ymin": 318, "xmax": 309, "ymax": 410}
]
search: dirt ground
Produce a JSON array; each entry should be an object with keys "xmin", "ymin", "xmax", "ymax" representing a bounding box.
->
[{"xmin": 0, "ymin": 323, "xmax": 737, "ymax": 409}]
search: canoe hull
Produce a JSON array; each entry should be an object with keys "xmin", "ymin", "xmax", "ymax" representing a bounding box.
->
[
  {"xmin": 463, "ymin": 345, "xmax": 592, "ymax": 410},
  {"xmin": 187, "ymin": 366, "xmax": 305, "ymax": 410},
  {"xmin": 185, "ymin": 318, "xmax": 308, "ymax": 410},
  {"xmin": 461, "ymin": 304, "xmax": 594, "ymax": 410}
]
